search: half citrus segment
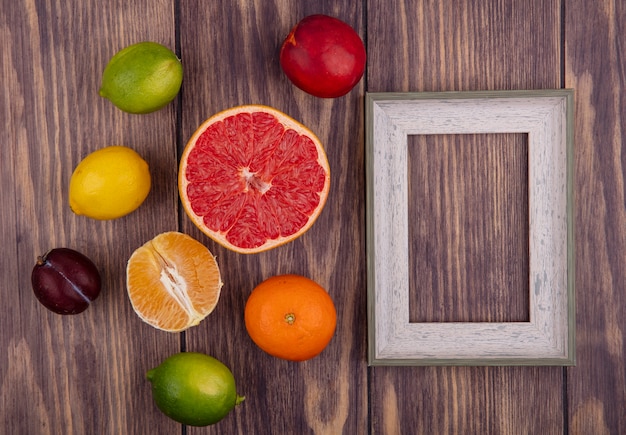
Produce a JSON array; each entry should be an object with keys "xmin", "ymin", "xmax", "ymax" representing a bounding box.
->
[
  {"xmin": 178, "ymin": 105, "xmax": 331, "ymax": 254},
  {"xmin": 126, "ymin": 231, "xmax": 222, "ymax": 332}
]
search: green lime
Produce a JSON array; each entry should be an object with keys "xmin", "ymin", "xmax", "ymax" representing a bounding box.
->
[
  {"xmin": 99, "ymin": 41, "xmax": 183, "ymax": 114},
  {"xmin": 146, "ymin": 352, "xmax": 244, "ymax": 427}
]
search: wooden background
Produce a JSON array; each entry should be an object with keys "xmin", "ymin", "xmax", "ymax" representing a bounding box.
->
[{"xmin": 1, "ymin": 0, "xmax": 624, "ymax": 433}]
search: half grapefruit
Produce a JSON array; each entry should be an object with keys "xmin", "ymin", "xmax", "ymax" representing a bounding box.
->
[{"xmin": 179, "ymin": 105, "xmax": 330, "ymax": 254}]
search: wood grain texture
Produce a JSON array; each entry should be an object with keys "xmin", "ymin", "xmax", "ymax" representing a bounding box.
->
[
  {"xmin": 1, "ymin": 0, "xmax": 625, "ymax": 433},
  {"xmin": 373, "ymin": 366, "xmax": 565, "ymax": 434},
  {"xmin": 409, "ymin": 133, "xmax": 529, "ymax": 323},
  {"xmin": 367, "ymin": 0, "xmax": 566, "ymax": 431},
  {"xmin": 179, "ymin": 1, "xmax": 367, "ymax": 434},
  {"xmin": 366, "ymin": 0, "xmax": 562, "ymax": 93},
  {"xmin": 565, "ymin": 0, "xmax": 626, "ymax": 433},
  {"xmin": 0, "ymin": 1, "xmax": 181, "ymax": 434}
]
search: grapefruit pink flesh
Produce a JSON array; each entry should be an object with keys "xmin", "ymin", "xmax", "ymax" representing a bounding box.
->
[{"xmin": 180, "ymin": 106, "xmax": 330, "ymax": 253}]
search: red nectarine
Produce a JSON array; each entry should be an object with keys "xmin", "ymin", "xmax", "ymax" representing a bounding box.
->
[{"xmin": 280, "ymin": 14, "xmax": 366, "ymax": 98}]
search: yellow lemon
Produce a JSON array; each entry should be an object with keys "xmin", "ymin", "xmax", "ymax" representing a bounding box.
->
[
  {"xmin": 69, "ymin": 146, "xmax": 151, "ymax": 220},
  {"xmin": 99, "ymin": 41, "xmax": 183, "ymax": 114}
]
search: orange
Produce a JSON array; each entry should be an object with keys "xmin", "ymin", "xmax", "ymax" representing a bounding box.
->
[
  {"xmin": 178, "ymin": 105, "xmax": 331, "ymax": 254},
  {"xmin": 126, "ymin": 231, "xmax": 223, "ymax": 332},
  {"xmin": 244, "ymin": 274, "xmax": 337, "ymax": 361}
]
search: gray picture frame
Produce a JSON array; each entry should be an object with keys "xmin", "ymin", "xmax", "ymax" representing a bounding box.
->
[{"xmin": 366, "ymin": 90, "xmax": 575, "ymax": 366}]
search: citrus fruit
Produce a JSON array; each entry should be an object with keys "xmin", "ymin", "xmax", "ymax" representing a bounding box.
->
[
  {"xmin": 126, "ymin": 231, "xmax": 222, "ymax": 332},
  {"xmin": 69, "ymin": 145, "xmax": 151, "ymax": 220},
  {"xmin": 244, "ymin": 274, "xmax": 337, "ymax": 361},
  {"xmin": 178, "ymin": 105, "xmax": 331, "ymax": 254},
  {"xmin": 99, "ymin": 41, "xmax": 183, "ymax": 114},
  {"xmin": 280, "ymin": 14, "xmax": 366, "ymax": 98},
  {"xmin": 146, "ymin": 352, "xmax": 244, "ymax": 426}
]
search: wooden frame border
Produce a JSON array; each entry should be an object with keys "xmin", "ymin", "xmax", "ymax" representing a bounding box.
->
[{"xmin": 366, "ymin": 90, "xmax": 575, "ymax": 366}]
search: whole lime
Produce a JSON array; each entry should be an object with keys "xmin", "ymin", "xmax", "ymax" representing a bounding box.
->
[
  {"xmin": 146, "ymin": 352, "xmax": 244, "ymax": 427},
  {"xmin": 69, "ymin": 145, "xmax": 151, "ymax": 220},
  {"xmin": 99, "ymin": 41, "xmax": 183, "ymax": 114}
]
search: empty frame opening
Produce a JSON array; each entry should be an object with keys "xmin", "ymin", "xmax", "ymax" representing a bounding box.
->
[{"xmin": 407, "ymin": 133, "xmax": 530, "ymax": 323}]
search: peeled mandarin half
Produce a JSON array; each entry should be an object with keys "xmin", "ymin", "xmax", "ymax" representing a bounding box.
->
[{"xmin": 126, "ymin": 231, "xmax": 222, "ymax": 332}]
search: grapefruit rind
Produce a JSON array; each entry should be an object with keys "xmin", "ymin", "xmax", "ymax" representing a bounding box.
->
[{"xmin": 178, "ymin": 105, "xmax": 330, "ymax": 254}]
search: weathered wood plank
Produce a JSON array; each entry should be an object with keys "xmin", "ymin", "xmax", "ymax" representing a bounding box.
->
[
  {"xmin": 367, "ymin": 0, "xmax": 562, "ymax": 93},
  {"xmin": 0, "ymin": 1, "xmax": 181, "ymax": 433},
  {"xmin": 367, "ymin": 0, "xmax": 565, "ymax": 431},
  {"xmin": 179, "ymin": 1, "xmax": 368, "ymax": 434},
  {"xmin": 408, "ymin": 133, "xmax": 529, "ymax": 323},
  {"xmin": 372, "ymin": 366, "xmax": 565, "ymax": 434},
  {"xmin": 565, "ymin": 0, "xmax": 626, "ymax": 433},
  {"xmin": 2, "ymin": 0, "xmax": 624, "ymax": 433}
]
